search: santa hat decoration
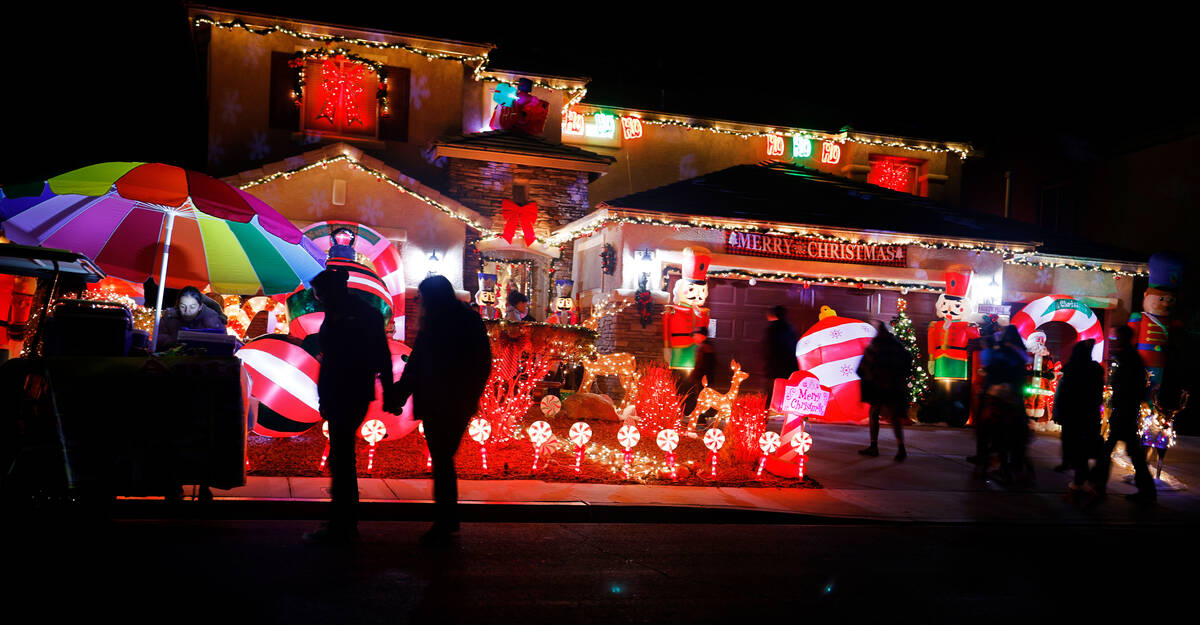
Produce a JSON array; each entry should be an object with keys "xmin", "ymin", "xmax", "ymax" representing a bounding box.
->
[
  {"xmin": 681, "ymin": 246, "xmax": 712, "ymax": 284},
  {"xmin": 1148, "ymin": 252, "xmax": 1184, "ymax": 292},
  {"xmin": 944, "ymin": 270, "xmax": 971, "ymax": 298}
]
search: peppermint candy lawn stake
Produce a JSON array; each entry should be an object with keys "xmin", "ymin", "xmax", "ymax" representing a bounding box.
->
[
  {"xmin": 703, "ymin": 428, "xmax": 726, "ymax": 477},
  {"xmin": 360, "ymin": 419, "xmax": 387, "ymax": 472},
  {"xmin": 318, "ymin": 421, "xmax": 330, "ymax": 471},
  {"xmin": 657, "ymin": 428, "xmax": 680, "ymax": 480},
  {"xmin": 617, "ymin": 424, "xmax": 640, "ymax": 476},
  {"xmin": 541, "ymin": 394, "xmax": 562, "ymax": 418},
  {"xmin": 527, "ymin": 420, "xmax": 553, "ymax": 471},
  {"xmin": 418, "ymin": 421, "xmax": 431, "ymax": 470},
  {"xmin": 757, "ymin": 431, "xmax": 782, "ymax": 478},
  {"xmin": 790, "ymin": 431, "xmax": 813, "ymax": 479},
  {"xmin": 568, "ymin": 421, "xmax": 592, "ymax": 473},
  {"xmin": 468, "ymin": 417, "xmax": 492, "ymax": 471}
]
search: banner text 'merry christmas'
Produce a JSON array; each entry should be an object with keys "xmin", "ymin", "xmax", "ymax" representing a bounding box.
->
[{"xmin": 724, "ymin": 231, "xmax": 908, "ymax": 268}]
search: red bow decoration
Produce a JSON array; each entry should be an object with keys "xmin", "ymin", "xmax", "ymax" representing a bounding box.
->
[{"xmin": 500, "ymin": 199, "xmax": 538, "ymax": 245}]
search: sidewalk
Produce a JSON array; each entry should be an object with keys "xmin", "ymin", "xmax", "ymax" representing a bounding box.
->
[{"xmin": 186, "ymin": 423, "xmax": 1200, "ymax": 525}]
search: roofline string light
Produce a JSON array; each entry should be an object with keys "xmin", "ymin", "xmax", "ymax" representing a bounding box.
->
[
  {"xmin": 235, "ymin": 154, "xmax": 493, "ymax": 234},
  {"xmin": 1003, "ymin": 255, "xmax": 1147, "ymax": 277},
  {"xmin": 662, "ymin": 266, "xmax": 942, "ymax": 294}
]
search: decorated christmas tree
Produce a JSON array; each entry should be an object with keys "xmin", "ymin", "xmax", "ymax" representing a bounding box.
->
[{"xmin": 891, "ymin": 298, "xmax": 930, "ymax": 403}]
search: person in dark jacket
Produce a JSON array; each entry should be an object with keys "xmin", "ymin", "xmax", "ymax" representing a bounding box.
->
[
  {"xmin": 304, "ymin": 268, "xmax": 395, "ymax": 544},
  {"xmin": 764, "ymin": 305, "xmax": 799, "ymax": 382},
  {"xmin": 857, "ymin": 321, "xmax": 912, "ymax": 461},
  {"xmin": 391, "ymin": 275, "xmax": 492, "ymax": 544},
  {"xmin": 682, "ymin": 327, "xmax": 717, "ymax": 422},
  {"xmin": 1053, "ymin": 339, "xmax": 1105, "ymax": 502},
  {"xmin": 1094, "ymin": 325, "xmax": 1155, "ymax": 504},
  {"xmin": 977, "ymin": 325, "xmax": 1032, "ymax": 482}
]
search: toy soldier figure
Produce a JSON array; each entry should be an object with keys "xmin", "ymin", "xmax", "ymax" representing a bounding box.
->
[
  {"xmin": 1129, "ymin": 252, "xmax": 1183, "ymax": 392},
  {"xmin": 663, "ymin": 246, "xmax": 712, "ymax": 369},
  {"xmin": 928, "ymin": 271, "xmax": 979, "ymax": 380}
]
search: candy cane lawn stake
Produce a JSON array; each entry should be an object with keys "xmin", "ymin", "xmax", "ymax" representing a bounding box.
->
[
  {"xmin": 703, "ymin": 428, "xmax": 726, "ymax": 478},
  {"xmin": 568, "ymin": 421, "xmax": 592, "ymax": 473},
  {"xmin": 468, "ymin": 418, "xmax": 492, "ymax": 471},
  {"xmin": 418, "ymin": 421, "xmax": 431, "ymax": 470},
  {"xmin": 318, "ymin": 421, "xmax": 330, "ymax": 470},
  {"xmin": 541, "ymin": 395, "xmax": 562, "ymax": 418},
  {"xmin": 657, "ymin": 429, "xmax": 680, "ymax": 480},
  {"xmin": 617, "ymin": 424, "xmax": 640, "ymax": 476},
  {"xmin": 527, "ymin": 420, "xmax": 553, "ymax": 471},
  {"xmin": 360, "ymin": 419, "xmax": 387, "ymax": 472},
  {"xmin": 789, "ymin": 431, "xmax": 814, "ymax": 479},
  {"xmin": 757, "ymin": 432, "xmax": 782, "ymax": 478}
]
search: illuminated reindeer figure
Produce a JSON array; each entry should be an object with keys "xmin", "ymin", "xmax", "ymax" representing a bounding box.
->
[
  {"xmin": 686, "ymin": 359, "xmax": 749, "ymax": 431},
  {"xmin": 579, "ymin": 352, "xmax": 639, "ymax": 412}
]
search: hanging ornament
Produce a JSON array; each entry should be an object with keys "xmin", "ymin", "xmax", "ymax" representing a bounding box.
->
[
  {"xmin": 568, "ymin": 421, "xmax": 593, "ymax": 473},
  {"xmin": 703, "ymin": 428, "xmax": 725, "ymax": 478},
  {"xmin": 527, "ymin": 420, "xmax": 554, "ymax": 471},
  {"xmin": 468, "ymin": 417, "xmax": 492, "ymax": 471}
]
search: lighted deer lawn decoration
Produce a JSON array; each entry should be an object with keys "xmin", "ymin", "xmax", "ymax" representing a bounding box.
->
[
  {"xmin": 579, "ymin": 352, "xmax": 639, "ymax": 413},
  {"xmin": 686, "ymin": 359, "xmax": 749, "ymax": 431}
]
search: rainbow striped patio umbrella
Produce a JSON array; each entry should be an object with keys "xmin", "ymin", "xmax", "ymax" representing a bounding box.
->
[{"xmin": 0, "ymin": 162, "xmax": 324, "ymax": 347}]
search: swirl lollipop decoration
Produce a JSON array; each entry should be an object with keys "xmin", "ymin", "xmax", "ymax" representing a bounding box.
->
[
  {"xmin": 360, "ymin": 419, "xmax": 387, "ymax": 472},
  {"xmin": 318, "ymin": 421, "xmax": 330, "ymax": 471},
  {"xmin": 468, "ymin": 417, "xmax": 492, "ymax": 471},
  {"xmin": 418, "ymin": 421, "xmax": 431, "ymax": 470},
  {"xmin": 541, "ymin": 395, "xmax": 562, "ymax": 419},
  {"xmin": 568, "ymin": 421, "xmax": 592, "ymax": 474},
  {"xmin": 617, "ymin": 424, "xmax": 640, "ymax": 477},
  {"xmin": 657, "ymin": 428, "xmax": 680, "ymax": 480},
  {"xmin": 703, "ymin": 428, "xmax": 726, "ymax": 478},
  {"xmin": 756, "ymin": 431, "xmax": 782, "ymax": 478},
  {"xmin": 790, "ymin": 431, "xmax": 813, "ymax": 479},
  {"xmin": 527, "ymin": 420, "xmax": 554, "ymax": 471}
]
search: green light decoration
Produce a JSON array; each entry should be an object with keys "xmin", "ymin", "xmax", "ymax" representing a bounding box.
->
[
  {"xmin": 793, "ymin": 137, "xmax": 813, "ymax": 158},
  {"xmin": 589, "ymin": 113, "xmax": 616, "ymax": 139}
]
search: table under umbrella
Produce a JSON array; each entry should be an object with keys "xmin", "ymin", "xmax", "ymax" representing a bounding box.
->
[{"xmin": 0, "ymin": 162, "xmax": 324, "ymax": 348}]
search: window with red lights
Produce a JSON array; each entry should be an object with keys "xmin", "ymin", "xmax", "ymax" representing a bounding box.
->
[
  {"xmin": 269, "ymin": 53, "xmax": 410, "ymax": 143},
  {"xmin": 867, "ymin": 155, "xmax": 927, "ymax": 196}
]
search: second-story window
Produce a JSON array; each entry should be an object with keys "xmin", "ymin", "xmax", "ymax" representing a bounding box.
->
[
  {"xmin": 867, "ymin": 155, "xmax": 927, "ymax": 196},
  {"xmin": 269, "ymin": 52, "xmax": 410, "ymax": 143}
]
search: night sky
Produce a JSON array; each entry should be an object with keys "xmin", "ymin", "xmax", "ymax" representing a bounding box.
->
[{"xmin": 1, "ymin": 2, "xmax": 1192, "ymax": 186}]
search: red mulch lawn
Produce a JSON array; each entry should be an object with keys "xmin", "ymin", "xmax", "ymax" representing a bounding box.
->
[{"xmin": 248, "ymin": 419, "xmax": 820, "ymax": 489}]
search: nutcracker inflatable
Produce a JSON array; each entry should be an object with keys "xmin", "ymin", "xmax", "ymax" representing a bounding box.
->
[
  {"xmin": 1128, "ymin": 252, "xmax": 1184, "ymax": 391},
  {"xmin": 928, "ymin": 271, "xmax": 979, "ymax": 380},
  {"xmin": 663, "ymin": 246, "xmax": 711, "ymax": 369}
]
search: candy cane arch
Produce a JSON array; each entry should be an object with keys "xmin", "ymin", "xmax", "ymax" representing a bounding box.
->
[
  {"xmin": 1010, "ymin": 295, "xmax": 1105, "ymax": 362},
  {"xmin": 703, "ymin": 428, "xmax": 725, "ymax": 478},
  {"xmin": 468, "ymin": 417, "xmax": 492, "ymax": 471},
  {"xmin": 527, "ymin": 420, "xmax": 553, "ymax": 471},
  {"xmin": 360, "ymin": 419, "xmax": 387, "ymax": 472},
  {"xmin": 657, "ymin": 429, "xmax": 680, "ymax": 480},
  {"xmin": 301, "ymin": 221, "xmax": 407, "ymax": 340},
  {"xmin": 617, "ymin": 425, "xmax": 640, "ymax": 476},
  {"xmin": 568, "ymin": 421, "xmax": 592, "ymax": 473},
  {"xmin": 757, "ymin": 432, "xmax": 782, "ymax": 478}
]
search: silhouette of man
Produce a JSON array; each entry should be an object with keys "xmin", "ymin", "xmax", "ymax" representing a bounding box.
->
[
  {"xmin": 1095, "ymin": 324, "xmax": 1156, "ymax": 504},
  {"xmin": 304, "ymin": 268, "xmax": 394, "ymax": 544},
  {"xmin": 391, "ymin": 275, "xmax": 492, "ymax": 545}
]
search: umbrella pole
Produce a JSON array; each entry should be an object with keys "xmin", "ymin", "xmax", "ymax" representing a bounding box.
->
[{"xmin": 151, "ymin": 212, "xmax": 178, "ymax": 352}]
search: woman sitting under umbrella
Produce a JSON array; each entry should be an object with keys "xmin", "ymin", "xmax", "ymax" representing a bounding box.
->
[{"xmin": 156, "ymin": 286, "xmax": 225, "ymax": 349}]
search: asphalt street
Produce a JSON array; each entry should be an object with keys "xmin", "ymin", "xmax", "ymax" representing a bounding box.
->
[{"xmin": 7, "ymin": 518, "xmax": 1196, "ymax": 624}]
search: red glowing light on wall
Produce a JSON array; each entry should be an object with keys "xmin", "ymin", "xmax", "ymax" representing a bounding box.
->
[
  {"xmin": 766, "ymin": 135, "xmax": 785, "ymax": 156},
  {"xmin": 621, "ymin": 117, "xmax": 643, "ymax": 140},
  {"xmin": 563, "ymin": 110, "xmax": 586, "ymax": 136},
  {"xmin": 820, "ymin": 141, "xmax": 841, "ymax": 164},
  {"xmin": 867, "ymin": 156, "xmax": 923, "ymax": 195}
]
